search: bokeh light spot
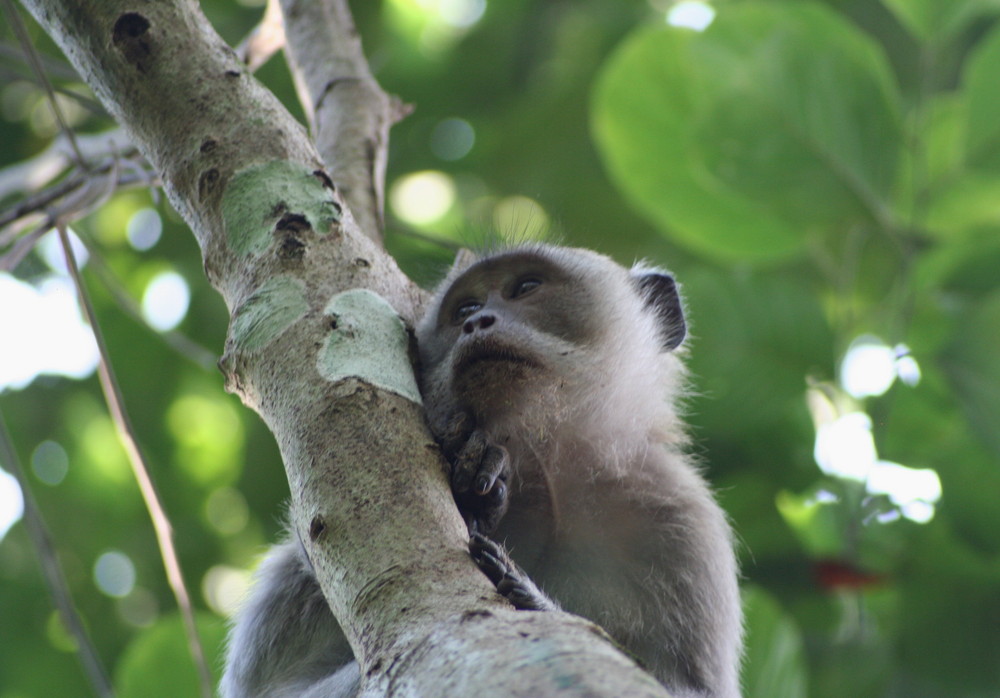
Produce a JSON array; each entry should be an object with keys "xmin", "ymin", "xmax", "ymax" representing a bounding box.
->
[
  {"xmin": 118, "ymin": 587, "xmax": 160, "ymax": 628},
  {"xmin": 0, "ymin": 274, "xmax": 98, "ymax": 391},
  {"xmin": 0, "ymin": 468, "xmax": 24, "ymax": 542},
  {"xmin": 127, "ymin": 208, "xmax": 163, "ymax": 251},
  {"xmin": 492, "ymin": 196, "xmax": 549, "ymax": 240},
  {"xmin": 841, "ymin": 336, "xmax": 896, "ymax": 398},
  {"xmin": 31, "ymin": 440, "xmax": 69, "ymax": 486},
  {"xmin": 667, "ymin": 1, "xmax": 715, "ymax": 31},
  {"xmin": 203, "ymin": 565, "xmax": 251, "ymax": 617},
  {"xmin": 167, "ymin": 393, "xmax": 244, "ymax": 486},
  {"xmin": 142, "ymin": 271, "xmax": 190, "ymax": 331},
  {"xmin": 430, "ymin": 118, "xmax": 475, "ymax": 161},
  {"xmin": 94, "ymin": 550, "xmax": 137, "ymax": 598},
  {"xmin": 390, "ymin": 171, "xmax": 456, "ymax": 225},
  {"xmin": 205, "ymin": 487, "xmax": 250, "ymax": 535}
]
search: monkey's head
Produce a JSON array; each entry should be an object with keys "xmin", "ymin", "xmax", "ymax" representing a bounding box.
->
[{"xmin": 416, "ymin": 244, "xmax": 688, "ymax": 442}]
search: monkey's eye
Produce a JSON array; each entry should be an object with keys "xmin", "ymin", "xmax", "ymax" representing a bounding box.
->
[
  {"xmin": 453, "ymin": 301, "xmax": 482, "ymax": 323},
  {"xmin": 511, "ymin": 277, "xmax": 542, "ymax": 299}
]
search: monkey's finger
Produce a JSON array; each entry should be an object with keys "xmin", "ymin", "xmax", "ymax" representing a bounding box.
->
[
  {"xmin": 441, "ymin": 411, "xmax": 473, "ymax": 453},
  {"xmin": 485, "ymin": 480, "xmax": 507, "ymax": 505},
  {"xmin": 471, "ymin": 549, "xmax": 507, "ymax": 585},
  {"xmin": 497, "ymin": 575, "xmax": 536, "ymax": 609},
  {"xmin": 469, "ymin": 533, "xmax": 512, "ymax": 581},
  {"xmin": 473, "ymin": 444, "xmax": 509, "ymax": 495},
  {"xmin": 498, "ymin": 574, "xmax": 558, "ymax": 611},
  {"xmin": 469, "ymin": 531, "xmax": 506, "ymax": 560},
  {"xmin": 452, "ymin": 466, "xmax": 474, "ymax": 494},
  {"xmin": 452, "ymin": 432, "xmax": 489, "ymax": 492}
]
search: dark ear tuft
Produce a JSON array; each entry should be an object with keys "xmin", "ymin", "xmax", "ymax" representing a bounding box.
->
[{"xmin": 633, "ymin": 271, "xmax": 686, "ymax": 351}]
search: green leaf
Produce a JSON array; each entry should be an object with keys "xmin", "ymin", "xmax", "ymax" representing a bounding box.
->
[
  {"xmin": 807, "ymin": 627, "xmax": 892, "ymax": 698},
  {"xmin": 964, "ymin": 23, "xmax": 1000, "ymax": 168},
  {"xmin": 742, "ymin": 586, "xmax": 809, "ymax": 698},
  {"xmin": 940, "ymin": 437, "xmax": 1000, "ymax": 555},
  {"xmin": 115, "ymin": 613, "xmax": 226, "ymax": 698},
  {"xmin": 776, "ymin": 487, "xmax": 844, "ymax": 558},
  {"xmin": 592, "ymin": 3, "xmax": 903, "ymax": 264},
  {"xmin": 926, "ymin": 174, "xmax": 1000, "ymax": 238},
  {"xmin": 881, "ymin": 0, "xmax": 1000, "ymax": 44},
  {"xmin": 922, "ymin": 94, "xmax": 966, "ymax": 193},
  {"xmin": 897, "ymin": 525, "xmax": 1000, "ymax": 691},
  {"xmin": 939, "ymin": 290, "xmax": 1000, "ymax": 459},
  {"xmin": 683, "ymin": 268, "xmax": 834, "ymax": 434},
  {"xmin": 882, "ymin": 351, "xmax": 1000, "ymax": 555}
]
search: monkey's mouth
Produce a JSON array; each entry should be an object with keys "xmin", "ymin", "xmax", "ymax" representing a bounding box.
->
[{"xmin": 454, "ymin": 337, "xmax": 541, "ymax": 375}]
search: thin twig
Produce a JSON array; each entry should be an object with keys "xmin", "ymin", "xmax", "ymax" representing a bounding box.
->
[
  {"xmin": 279, "ymin": 0, "xmax": 408, "ymax": 239},
  {"xmin": 0, "ymin": 153, "xmax": 141, "ymax": 231},
  {"xmin": 0, "ymin": 157, "xmax": 120, "ymax": 271},
  {"xmin": 0, "ymin": 221, "xmax": 52, "ymax": 272},
  {"xmin": 0, "ymin": 159, "xmax": 159, "ymax": 271},
  {"xmin": 0, "ymin": 40, "xmax": 81, "ymax": 81},
  {"xmin": 0, "ymin": 175, "xmax": 83, "ymax": 234},
  {"xmin": 2, "ymin": 0, "xmax": 86, "ymax": 166},
  {"xmin": 0, "ymin": 129, "xmax": 140, "ymax": 205},
  {"xmin": 56, "ymin": 223, "xmax": 215, "ymax": 698},
  {"xmin": 0, "ymin": 65, "xmax": 106, "ymax": 115},
  {"xmin": 236, "ymin": 0, "xmax": 285, "ymax": 71},
  {"xmin": 0, "ymin": 410, "xmax": 116, "ymax": 698}
]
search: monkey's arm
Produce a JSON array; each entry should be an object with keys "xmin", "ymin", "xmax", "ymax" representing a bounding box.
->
[
  {"xmin": 534, "ymin": 474, "xmax": 743, "ymax": 698},
  {"xmin": 221, "ymin": 540, "xmax": 359, "ymax": 698},
  {"xmin": 468, "ymin": 488, "xmax": 740, "ymax": 698}
]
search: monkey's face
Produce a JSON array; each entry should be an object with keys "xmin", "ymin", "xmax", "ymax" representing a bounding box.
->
[{"xmin": 418, "ymin": 250, "xmax": 602, "ymax": 420}]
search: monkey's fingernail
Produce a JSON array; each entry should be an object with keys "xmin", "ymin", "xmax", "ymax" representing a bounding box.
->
[
  {"xmin": 488, "ymin": 552, "xmax": 504, "ymax": 567},
  {"xmin": 474, "ymin": 475, "xmax": 492, "ymax": 493}
]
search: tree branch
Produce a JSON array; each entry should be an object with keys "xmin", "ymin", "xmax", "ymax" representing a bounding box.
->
[
  {"xmin": 18, "ymin": 0, "xmax": 669, "ymax": 693},
  {"xmin": 279, "ymin": 0, "xmax": 411, "ymax": 240},
  {"xmin": 0, "ymin": 129, "xmax": 140, "ymax": 208},
  {"xmin": 235, "ymin": 0, "xmax": 286, "ymax": 72}
]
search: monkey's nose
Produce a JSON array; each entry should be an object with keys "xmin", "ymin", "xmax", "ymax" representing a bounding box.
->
[{"xmin": 463, "ymin": 313, "xmax": 496, "ymax": 334}]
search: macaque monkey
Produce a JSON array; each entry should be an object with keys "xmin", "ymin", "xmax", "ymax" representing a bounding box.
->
[{"xmin": 221, "ymin": 244, "xmax": 743, "ymax": 698}]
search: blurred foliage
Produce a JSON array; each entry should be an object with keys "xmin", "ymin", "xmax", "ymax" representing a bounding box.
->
[{"xmin": 1, "ymin": 0, "xmax": 999, "ymax": 696}]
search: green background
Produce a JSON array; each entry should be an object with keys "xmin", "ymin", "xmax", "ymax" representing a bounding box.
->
[{"xmin": 2, "ymin": 1, "xmax": 999, "ymax": 696}]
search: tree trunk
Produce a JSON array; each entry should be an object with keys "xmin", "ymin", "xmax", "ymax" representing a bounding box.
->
[{"xmin": 18, "ymin": 0, "xmax": 670, "ymax": 694}]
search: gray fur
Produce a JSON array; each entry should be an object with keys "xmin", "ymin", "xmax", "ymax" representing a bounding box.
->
[
  {"xmin": 416, "ymin": 244, "xmax": 742, "ymax": 697},
  {"xmin": 220, "ymin": 540, "xmax": 358, "ymax": 697},
  {"xmin": 221, "ymin": 244, "xmax": 743, "ymax": 698}
]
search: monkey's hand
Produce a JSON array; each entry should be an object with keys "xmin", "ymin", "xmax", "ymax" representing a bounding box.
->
[
  {"xmin": 470, "ymin": 533, "xmax": 559, "ymax": 612},
  {"xmin": 451, "ymin": 430, "xmax": 511, "ymax": 534}
]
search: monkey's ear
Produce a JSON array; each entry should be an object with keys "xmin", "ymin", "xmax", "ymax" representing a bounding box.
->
[
  {"xmin": 633, "ymin": 271, "xmax": 686, "ymax": 351},
  {"xmin": 449, "ymin": 248, "xmax": 480, "ymax": 275}
]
